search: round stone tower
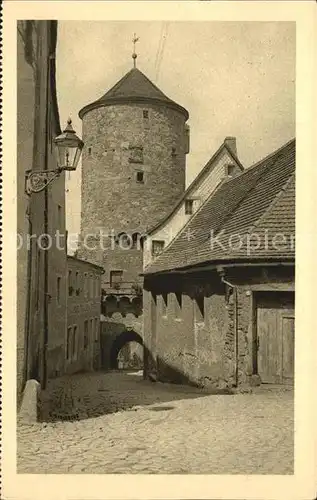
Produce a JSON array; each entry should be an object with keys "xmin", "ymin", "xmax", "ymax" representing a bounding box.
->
[
  {"xmin": 78, "ymin": 64, "xmax": 189, "ymax": 369},
  {"xmin": 78, "ymin": 66, "xmax": 189, "ymax": 285},
  {"xmin": 79, "ymin": 67, "xmax": 188, "ymax": 233}
]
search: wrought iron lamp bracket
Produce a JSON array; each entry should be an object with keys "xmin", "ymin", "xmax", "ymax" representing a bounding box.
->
[{"xmin": 25, "ymin": 168, "xmax": 63, "ymax": 195}]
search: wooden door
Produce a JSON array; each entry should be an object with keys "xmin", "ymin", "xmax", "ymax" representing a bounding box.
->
[
  {"xmin": 281, "ymin": 314, "xmax": 295, "ymax": 383},
  {"xmin": 257, "ymin": 293, "xmax": 294, "ymax": 384}
]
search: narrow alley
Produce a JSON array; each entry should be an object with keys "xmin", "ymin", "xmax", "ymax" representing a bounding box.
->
[{"xmin": 17, "ymin": 371, "xmax": 294, "ymax": 475}]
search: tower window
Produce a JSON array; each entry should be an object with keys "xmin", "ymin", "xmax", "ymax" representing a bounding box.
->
[
  {"xmin": 185, "ymin": 199, "xmax": 194, "ymax": 215},
  {"xmin": 172, "ymin": 147, "xmax": 177, "ymax": 157},
  {"xmin": 136, "ymin": 171, "xmax": 144, "ymax": 183},
  {"xmin": 143, "ymin": 110, "xmax": 149, "ymax": 119},
  {"xmin": 110, "ymin": 270, "xmax": 123, "ymax": 289},
  {"xmin": 129, "ymin": 146, "xmax": 144, "ymax": 164},
  {"xmin": 88, "ymin": 147, "xmax": 92, "ymax": 155},
  {"xmin": 57, "ymin": 205, "xmax": 62, "ymax": 228},
  {"xmin": 57, "ymin": 277, "xmax": 61, "ymax": 304}
]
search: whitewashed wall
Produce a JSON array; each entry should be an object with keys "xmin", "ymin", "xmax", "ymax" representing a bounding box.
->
[{"xmin": 143, "ymin": 147, "xmax": 242, "ymax": 269}]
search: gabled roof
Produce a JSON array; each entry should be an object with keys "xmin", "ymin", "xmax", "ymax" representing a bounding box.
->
[
  {"xmin": 79, "ymin": 68, "xmax": 189, "ymax": 120},
  {"xmin": 146, "ymin": 138, "xmax": 244, "ymax": 235},
  {"xmin": 144, "ymin": 138, "xmax": 295, "ymax": 275},
  {"xmin": 67, "ymin": 254, "xmax": 104, "ymax": 272}
]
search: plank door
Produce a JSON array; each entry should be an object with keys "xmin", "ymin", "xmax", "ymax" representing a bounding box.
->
[
  {"xmin": 281, "ymin": 313, "xmax": 295, "ymax": 384},
  {"xmin": 257, "ymin": 293, "xmax": 294, "ymax": 384}
]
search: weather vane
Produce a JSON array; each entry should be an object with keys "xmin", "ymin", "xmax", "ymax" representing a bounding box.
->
[{"xmin": 132, "ymin": 33, "xmax": 139, "ymax": 68}]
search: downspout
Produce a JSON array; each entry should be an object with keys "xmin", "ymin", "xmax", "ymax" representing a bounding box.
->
[
  {"xmin": 218, "ymin": 268, "xmax": 239, "ymax": 388},
  {"xmin": 23, "ymin": 205, "xmax": 32, "ymax": 389}
]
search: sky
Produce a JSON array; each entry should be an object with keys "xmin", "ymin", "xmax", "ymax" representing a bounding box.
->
[{"xmin": 56, "ymin": 21, "xmax": 295, "ymax": 237}]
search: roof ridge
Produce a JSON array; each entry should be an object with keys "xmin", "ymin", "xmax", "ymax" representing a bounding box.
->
[
  {"xmin": 223, "ymin": 143, "xmax": 244, "ymax": 171},
  {"xmin": 198, "ymin": 150, "xmax": 279, "ymax": 246},
  {"xmin": 145, "ymin": 141, "xmax": 286, "ymax": 272},
  {"xmin": 236, "ymin": 138, "xmax": 295, "ymax": 178}
]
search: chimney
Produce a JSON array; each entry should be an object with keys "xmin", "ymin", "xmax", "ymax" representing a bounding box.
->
[{"xmin": 224, "ymin": 137, "xmax": 237, "ymax": 157}]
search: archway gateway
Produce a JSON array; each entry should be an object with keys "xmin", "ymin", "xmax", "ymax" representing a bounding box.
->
[{"xmin": 110, "ymin": 330, "xmax": 144, "ymax": 370}]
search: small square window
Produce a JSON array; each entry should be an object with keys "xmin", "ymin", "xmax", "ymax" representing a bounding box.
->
[
  {"xmin": 110, "ymin": 270, "xmax": 123, "ymax": 289},
  {"xmin": 57, "ymin": 277, "xmax": 61, "ymax": 304},
  {"xmin": 185, "ymin": 199, "xmax": 194, "ymax": 215},
  {"xmin": 143, "ymin": 110, "xmax": 149, "ymax": 119},
  {"xmin": 136, "ymin": 171, "xmax": 144, "ymax": 183},
  {"xmin": 227, "ymin": 165, "xmax": 235, "ymax": 177},
  {"xmin": 152, "ymin": 240, "xmax": 165, "ymax": 256},
  {"xmin": 129, "ymin": 146, "xmax": 144, "ymax": 164},
  {"xmin": 57, "ymin": 205, "xmax": 62, "ymax": 228}
]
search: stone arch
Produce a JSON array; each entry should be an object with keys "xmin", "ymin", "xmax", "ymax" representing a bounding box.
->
[
  {"xmin": 102, "ymin": 294, "xmax": 118, "ymax": 316},
  {"xmin": 110, "ymin": 329, "xmax": 143, "ymax": 370}
]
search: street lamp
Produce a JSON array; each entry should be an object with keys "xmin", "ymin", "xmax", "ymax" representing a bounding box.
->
[{"xmin": 25, "ymin": 118, "xmax": 84, "ymax": 194}]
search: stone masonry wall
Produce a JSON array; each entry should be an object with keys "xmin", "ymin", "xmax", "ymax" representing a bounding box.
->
[
  {"xmin": 143, "ymin": 273, "xmax": 230, "ymax": 389},
  {"xmin": 81, "ymin": 103, "xmax": 186, "ymax": 235},
  {"xmin": 78, "ymin": 102, "xmax": 187, "ymax": 291}
]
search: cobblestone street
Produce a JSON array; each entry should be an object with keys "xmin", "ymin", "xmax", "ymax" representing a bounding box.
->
[{"xmin": 17, "ymin": 372, "xmax": 294, "ymax": 474}]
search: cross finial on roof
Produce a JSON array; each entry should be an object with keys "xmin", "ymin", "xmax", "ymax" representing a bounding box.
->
[{"xmin": 132, "ymin": 33, "xmax": 139, "ymax": 68}]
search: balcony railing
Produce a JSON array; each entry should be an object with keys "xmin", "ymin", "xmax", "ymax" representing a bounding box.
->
[{"xmin": 102, "ymin": 281, "xmax": 143, "ymax": 297}]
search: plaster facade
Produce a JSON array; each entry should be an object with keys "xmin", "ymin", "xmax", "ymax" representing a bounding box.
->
[
  {"xmin": 66, "ymin": 256, "xmax": 103, "ymax": 374},
  {"xmin": 17, "ymin": 21, "xmax": 67, "ymax": 400},
  {"xmin": 143, "ymin": 266, "xmax": 294, "ymax": 389}
]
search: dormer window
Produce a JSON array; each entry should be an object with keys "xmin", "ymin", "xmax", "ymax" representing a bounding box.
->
[{"xmin": 185, "ymin": 199, "xmax": 194, "ymax": 215}]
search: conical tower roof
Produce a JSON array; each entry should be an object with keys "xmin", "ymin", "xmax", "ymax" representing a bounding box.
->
[{"xmin": 79, "ymin": 68, "xmax": 189, "ymax": 120}]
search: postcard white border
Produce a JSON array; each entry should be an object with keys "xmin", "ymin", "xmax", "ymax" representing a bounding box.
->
[{"xmin": 2, "ymin": 2, "xmax": 317, "ymax": 499}]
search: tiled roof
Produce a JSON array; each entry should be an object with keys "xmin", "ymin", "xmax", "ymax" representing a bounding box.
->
[
  {"xmin": 67, "ymin": 255, "xmax": 104, "ymax": 271},
  {"xmin": 144, "ymin": 139, "xmax": 295, "ymax": 275},
  {"xmin": 79, "ymin": 68, "xmax": 189, "ymax": 119}
]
